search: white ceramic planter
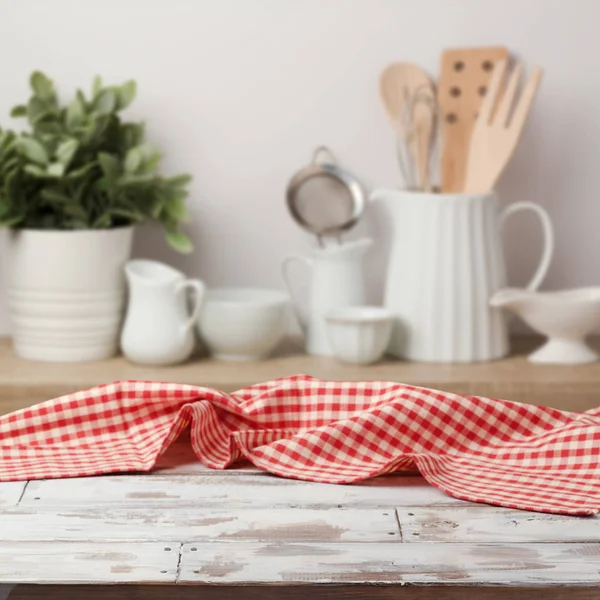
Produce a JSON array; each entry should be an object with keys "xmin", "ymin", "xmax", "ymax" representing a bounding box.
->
[{"xmin": 5, "ymin": 227, "xmax": 134, "ymax": 362}]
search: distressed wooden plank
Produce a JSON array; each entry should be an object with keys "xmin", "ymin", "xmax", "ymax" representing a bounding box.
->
[
  {"xmin": 397, "ymin": 506, "xmax": 600, "ymax": 543},
  {"xmin": 179, "ymin": 541, "xmax": 600, "ymax": 585},
  {"xmin": 0, "ymin": 542, "xmax": 179, "ymax": 584},
  {"xmin": 0, "ymin": 508, "xmax": 399, "ymax": 543},
  {"xmin": 21, "ymin": 475, "xmax": 470, "ymax": 508},
  {"xmin": 8, "ymin": 585, "xmax": 600, "ymax": 600},
  {"xmin": 0, "ymin": 482, "xmax": 26, "ymax": 507}
]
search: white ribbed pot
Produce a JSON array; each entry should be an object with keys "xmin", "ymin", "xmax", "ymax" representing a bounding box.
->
[{"xmin": 5, "ymin": 227, "xmax": 134, "ymax": 362}]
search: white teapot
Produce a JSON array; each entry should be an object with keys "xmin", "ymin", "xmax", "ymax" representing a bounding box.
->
[{"xmin": 282, "ymin": 238, "xmax": 372, "ymax": 356}]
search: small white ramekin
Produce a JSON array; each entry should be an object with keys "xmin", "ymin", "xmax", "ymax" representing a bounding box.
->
[{"xmin": 325, "ymin": 306, "xmax": 393, "ymax": 364}]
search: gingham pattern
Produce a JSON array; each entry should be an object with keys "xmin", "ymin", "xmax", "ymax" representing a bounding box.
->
[{"xmin": 1, "ymin": 375, "xmax": 599, "ymax": 515}]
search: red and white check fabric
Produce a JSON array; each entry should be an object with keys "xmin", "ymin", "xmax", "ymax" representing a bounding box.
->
[{"xmin": 1, "ymin": 375, "xmax": 599, "ymax": 515}]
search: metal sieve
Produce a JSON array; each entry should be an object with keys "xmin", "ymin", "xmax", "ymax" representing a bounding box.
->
[{"xmin": 286, "ymin": 146, "xmax": 366, "ymax": 246}]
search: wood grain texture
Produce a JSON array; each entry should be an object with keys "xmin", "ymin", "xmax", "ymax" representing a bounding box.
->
[
  {"xmin": 0, "ymin": 542, "xmax": 180, "ymax": 584},
  {"xmin": 397, "ymin": 506, "xmax": 600, "ymax": 543},
  {"xmin": 8, "ymin": 586, "xmax": 600, "ymax": 600},
  {"xmin": 1, "ymin": 336, "xmax": 599, "ymax": 416},
  {"xmin": 20, "ymin": 474, "xmax": 472, "ymax": 509},
  {"xmin": 0, "ymin": 482, "xmax": 26, "ymax": 507},
  {"xmin": 0, "ymin": 507, "xmax": 399, "ymax": 542},
  {"xmin": 178, "ymin": 541, "xmax": 600, "ymax": 585},
  {"xmin": 463, "ymin": 61, "xmax": 544, "ymax": 193},
  {"xmin": 2, "ymin": 473, "xmax": 600, "ymax": 590},
  {"xmin": 0, "ymin": 585, "xmax": 13, "ymax": 600},
  {"xmin": 438, "ymin": 46, "xmax": 509, "ymax": 192}
]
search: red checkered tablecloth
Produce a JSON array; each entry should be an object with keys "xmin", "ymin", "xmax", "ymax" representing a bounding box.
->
[{"xmin": 0, "ymin": 375, "xmax": 598, "ymax": 515}]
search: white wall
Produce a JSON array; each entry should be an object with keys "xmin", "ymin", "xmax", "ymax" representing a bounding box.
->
[{"xmin": 0, "ymin": 0, "xmax": 599, "ymax": 335}]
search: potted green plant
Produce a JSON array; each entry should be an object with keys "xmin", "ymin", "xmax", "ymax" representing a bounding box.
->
[{"xmin": 0, "ymin": 71, "xmax": 193, "ymax": 362}]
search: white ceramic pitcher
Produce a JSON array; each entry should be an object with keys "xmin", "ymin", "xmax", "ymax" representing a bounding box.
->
[
  {"xmin": 370, "ymin": 189, "xmax": 554, "ymax": 362},
  {"xmin": 121, "ymin": 260, "xmax": 205, "ymax": 365},
  {"xmin": 282, "ymin": 238, "xmax": 372, "ymax": 356}
]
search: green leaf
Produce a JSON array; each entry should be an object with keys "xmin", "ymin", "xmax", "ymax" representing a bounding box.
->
[
  {"xmin": 67, "ymin": 161, "xmax": 97, "ymax": 180},
  {"xmin": 0, "ymin": 131, "xmax": 16, "ymax": 153},
  {"xmin": 140, "ymin": 152, "xmax": 161, "ymax": 173},
  {"xmin": 65, "ymin": 97, "xmax": 85, "ymax": 129},
  {"xmin": 67, "ymin": 218, "xmax": 90, "ymax": 229},
  {"xmin": 40, "ymin": 188, "xmax": 72, "ymax": 205},
  {"xmin": 165, "ymin": 229, "xmax": 193, "ymax": 254},
  {"xmin": 76, "ymin": 90, "xmax": 88, "ymax": 109},
  {"xmin": 118, "ymin": 173, "xmax": 155, "ymax": 186},
  {"xmin": 26, "ymin": 97, "xmax": 48, "ymax": 124},
  {"xmin": 46, "ymin": 162, "xmax": 65, "ymax": 177},
  {"xmin": 164, "ymin": 193, "xmax": 189, "ymax": 222},
  {"xmin": 24, "ymin": 164, "xmax": 47, "ymax": 178},
  {"xmin": 107, "ymin": 208, "xmax": 145, "ymax": 222},
  {"xmin": 116, "ymin": 80, "xmax": 136, "ymax": 110},
  {"xmin": 33, "ymin": 121, "xmax": 62, "ymax": 135},
  {"xmin": 73, "ymin": 177, "xmax": 92, "ymax": 204},
  {"xmin": 93, "ymin": 213, "xmax": 112, "ymax": 228},
  {"xmin": 98, "ymin": 152, "xmax": 120, "ymax": 182},
  {"xmin": 10, "ymin": 105, "xmax": 27, "ymax": 118},
  {"xmin": 151, "ymin": 197, "xmax": 165, "ymax": 219},
  {"xmin": 0, "ymin": 140, "xmax": 18, "ymax": 162},
  {"xmin": 124, "ymin": 147, "xmax": 142, "ymax": 173},
  {"xmin": 133, "ymin": 143, "xmax": 161, "ymax": 173},
  {"xmin": 165, "ymin": 174, "xmax": 192, "ymax": 189},
  {"xmin": 18, "ymin": 138, "xmax": 49, "ymax": 164},
  {"xmin": 4, "ymin": 170, "xmax": 21, "ymax": 199},
  {"xmin": 94, "ymin": 90, "xmax": 116, "ymax": 115},
  {"xmin": 62, "ymin": 202, "xmax": 88, "ymax": 220},
  {"xmin": 92, "ymin": 75, "xmax": 103, "ymax": 99},
  {"xmin": 55, "ymin": 139, "xmax": 78, "ymax": 167},
  {"xmin": 30, "ymin": 71, "xmax": 55, "ymax": 100},
  {"xmin": 1, "ymin": 156, "xmax": 19, "ymax": 175},
  {"xmin": 0, "ymin": 214, "xmax": 23, "ymax": 227},
  {"xmin": 119, "ymin": 122, "xmax": 146, "ymax": 150}
]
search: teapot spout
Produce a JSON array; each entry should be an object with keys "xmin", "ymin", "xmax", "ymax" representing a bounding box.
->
[{"xmin": 490, "ymin": 287, "xmax": 533, "ymax": 311}]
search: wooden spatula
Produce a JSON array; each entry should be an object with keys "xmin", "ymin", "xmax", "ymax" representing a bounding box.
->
[
  {"xmin": 463, "ymin": 60, "xmax": 543, "ymax": 193},
  {"xmin": 380, "ymin": 63, "xmax": 436, "ymax": 190},
  {"xmin": 438, "ymin": 46, "xmax": 509, "ymax": 192}
]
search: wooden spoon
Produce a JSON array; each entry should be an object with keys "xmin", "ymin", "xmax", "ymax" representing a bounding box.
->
[{"xmin": 379, "ymin": 63, "xmax": 436, "ymax": 190}]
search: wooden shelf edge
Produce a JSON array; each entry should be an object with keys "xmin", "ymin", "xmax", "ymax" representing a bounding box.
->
[{"xmin": 1, "ymin": 336, "xmax": 599, "ymax": 414}]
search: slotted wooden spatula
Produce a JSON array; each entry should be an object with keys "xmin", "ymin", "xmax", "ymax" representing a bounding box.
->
[
  {"xmin": 438, "ymin": 46, "xmax": 509, "ymax": 192},
  {"xmin": 463, "ymin": 61, "xmax": 543, "ymax": 193}
]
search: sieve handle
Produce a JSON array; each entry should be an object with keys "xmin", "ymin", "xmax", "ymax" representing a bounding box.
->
[{"xmin": 281, "ymin": 254, "xmax": 313, "ymax": 335}]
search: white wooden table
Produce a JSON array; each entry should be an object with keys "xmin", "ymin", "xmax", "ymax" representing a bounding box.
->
[{"xmin": 0, "ymin": 441, "xmax": 598, "ymax": 600}]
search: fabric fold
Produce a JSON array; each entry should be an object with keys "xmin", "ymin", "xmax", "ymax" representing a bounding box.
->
[{"xmin": 0, "ymin": 375, "xmax": 598, "ymax": 515}]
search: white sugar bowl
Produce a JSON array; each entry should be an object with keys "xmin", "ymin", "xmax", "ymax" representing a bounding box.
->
[{"xmin": 325, "ymin": 307, "xmax": 394, "ymax": 365}]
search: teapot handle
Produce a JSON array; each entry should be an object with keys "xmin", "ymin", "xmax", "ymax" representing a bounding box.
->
[
  {"xmin": 176, "ymin": 278, "xmax": 206, "ymax": 332},
  {"xmin": 281, "ymin": 255, "xmax": 313, "ymax": 334},
  {"xmin": 500, "ymin": 202, "xmax": 554, "ymax": 291}
]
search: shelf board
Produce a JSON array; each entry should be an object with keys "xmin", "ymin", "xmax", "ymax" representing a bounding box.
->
[{"xmin": 1, "ymin": 336, "xmax": 599, "ymax": 415}]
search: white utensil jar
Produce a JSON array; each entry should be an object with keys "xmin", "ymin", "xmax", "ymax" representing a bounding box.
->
[{"xmin": 370, "ymin": 189, "xmax": 554, "ymax": 362}]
